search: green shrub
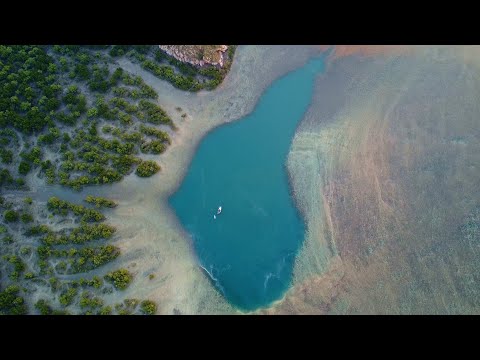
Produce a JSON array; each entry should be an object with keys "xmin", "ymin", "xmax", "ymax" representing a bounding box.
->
[
  {"xmin": 90, "ymin": 276, "xmax": 103, "ymax": 289},
  {"xmin": 4, "ymin": 210, "xmax": 19, "ymax": 222},
  {"xmin": 21, "ymin": 213, "xmax": 33, "ymax": 223},
  {"xmin": 2, "ymin": 235, "xmax": 14, "ymax": 244},
  {"xmin": 0, "ymin": 285, "xmax": 27, "ymax": 315},
  {"xmin": 99, "ymin": 305, "xmax": 112, "ymax": 315},
  {"xmin": 140, "ymin": 300, "xmax": 157, "ymax": 315},
  {"xmin": 136, "ymin": 160, "xmax": 160, "ymax": 177},
  {"xmin": 84, "ymin": 195, "xmax": 117, "ymax": 208},
  {"xmin": 0, "ymin": 149, "xmax": 13, "ymax": 164},
  {"xmin": 59, "ymin": 287, "xmax": 78, "ymax": 307},
  {"xmin": 35, "ymin": 299, "xmax": 52, "ymax": 315},
  {"xmin": 69, "ymin": 245, "xmax": 120, "ymax": 273},
  {"xmin": 20, "ymin": 247, "xmax": 31, "ymax": 255},
  {"xmin": 79, "ymin": 291, "xmax": 104, "ymax": 309},
  {"xmin": 104, "ymin": 268, "xmax": 133, "ymax": 290}
]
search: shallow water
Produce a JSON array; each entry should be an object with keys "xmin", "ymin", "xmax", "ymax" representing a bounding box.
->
[
  {"xmin": 169, "ymin": 55, "xmax": 326, "ymax": 310},
  {"xmin": 263, "ymin": 46, "xmax": 480, "ymax": 314}
]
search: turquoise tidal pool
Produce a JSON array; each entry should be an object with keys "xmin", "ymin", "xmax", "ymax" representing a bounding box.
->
[{"xmin": 169, "ymin": 55, "xmax": 326, "ymax": 311}]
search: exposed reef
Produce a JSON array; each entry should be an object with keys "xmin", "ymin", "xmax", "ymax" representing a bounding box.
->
[{"xmin": 158, "ymin": 45, "xmax": 229, "ymax": 67}]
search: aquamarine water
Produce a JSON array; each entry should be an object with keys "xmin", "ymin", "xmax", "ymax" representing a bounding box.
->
[{"xmin": 169, "ymin": 55, "xmax": 326, "ymax": 311}]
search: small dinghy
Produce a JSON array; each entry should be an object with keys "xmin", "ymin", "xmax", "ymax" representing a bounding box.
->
[{"xmin": 213, "ymin": 206, "xmax": 222, "ymax": 219}]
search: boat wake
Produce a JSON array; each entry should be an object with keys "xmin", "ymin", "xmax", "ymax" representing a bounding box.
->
[
  {"xmin": 264, "ymin": 272, "xmax": 277, "ymax": 290},
  {"xmin": 198, "ymin": 262, "xmax": 226, "ymax": 295},
  {"xmin": 264, "ymin": 252, "xmax": 296, "ymax": 291}
]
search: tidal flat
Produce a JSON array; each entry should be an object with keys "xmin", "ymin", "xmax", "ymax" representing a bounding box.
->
[
  {"xmin": 24, "ymin": 45, "xmax": 322, "ymax": 314},
  {"xmin": 5, "ymin": 45, "xmax": 480, "ymax": 315},
  {"xmin": 265, "ymin": 46, "xmax": 480, "ymax": 314}
]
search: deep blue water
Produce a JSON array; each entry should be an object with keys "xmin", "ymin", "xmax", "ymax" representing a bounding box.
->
[{"xmin": 169, "ymin": 55, "xmax": 326, "ymax": 311}]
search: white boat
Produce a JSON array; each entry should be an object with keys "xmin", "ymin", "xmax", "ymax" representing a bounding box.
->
[
  {"xmin": 217, "ymin": 206, "xmax": 222, "ymax": 215},
  {"xmin": 213, "ymin": 215, "xmax": 216, "ymax": 219}
]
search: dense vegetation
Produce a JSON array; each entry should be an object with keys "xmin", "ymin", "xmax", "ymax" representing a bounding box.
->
[
  {"xmin": 140, "ymin": 299, "xmax": 157, "ymax": 315},
  {"xmin": 104, "ymin": 268, "xmax": 133, "ymax": 290},
  {"xmin": 4, "ymin": 209, "xmax": 19, "ymax": 222},
  {"xmin": 38, "ymin": 223, "xmax": 116, "ymax": 245},
  {"xmin": 0, "ymin": 45, "xmax": 235, "ymax": 192},
  {"xmin": 47, "ymin": 196, "xmax": 105, "ymax": 222},
  {"xmin": 112, "ymin": 45, "xmax": 237, "ymax": 92},
  {"xmin": 35, "ymin": 299, "xmax": 53, "ymax": 315},
  {"xmin": 0, "ymin": 45, "xmax": 175, "ymax": 191},
  {"xmin": 0, "ymin": 44, "xmax": 236, "ymax": 315},
  {"xmin": 0, "ymin": 195, "xmax": 157, "ymax": 314},
  {"xmin": 84, "ymin": 195, "xmax": 117, "ymax": 208},
  {"xmin": 0, "ymin": 285, "xmax": 28, "ymax": 314},
  {"xmin": 135, "ymin": 160, "xmax": 160, "ymax": 177}
]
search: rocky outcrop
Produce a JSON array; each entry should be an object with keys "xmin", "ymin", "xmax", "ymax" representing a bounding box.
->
[{"xmin": 158, "ymin": 45, "xmax": 229, "ymax": 68}]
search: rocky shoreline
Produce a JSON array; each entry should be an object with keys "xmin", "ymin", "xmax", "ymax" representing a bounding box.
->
[{"xmin": 158, "ymin": 45, "xmax": 229, "ymax": 67}]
